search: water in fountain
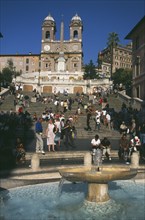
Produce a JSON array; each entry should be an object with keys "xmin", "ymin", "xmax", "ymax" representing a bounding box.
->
[
  {"xmin": 0, "ymin": 180, "xmax": 144, "ymax": 220},
  {"xmin": 58, "ymin": 177, "xmax": 66, "ymax": 196}
]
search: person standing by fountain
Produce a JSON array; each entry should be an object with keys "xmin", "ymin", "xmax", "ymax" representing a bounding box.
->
[
  {"xmin": 63, "ymin": 119, "xmax": 76, "ymax": 150},
  {"xmin": 45, "ymin": 119, "xmax": 56, "ymax": 152},
  {"xmin": 35, "ymin": 117, "xmax": 45, "ymax": 155}
]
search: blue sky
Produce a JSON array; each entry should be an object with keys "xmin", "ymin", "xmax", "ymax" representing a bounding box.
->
[{"xmin": 0, "ymin": 0, "xmax": 144, "ymax": 64}]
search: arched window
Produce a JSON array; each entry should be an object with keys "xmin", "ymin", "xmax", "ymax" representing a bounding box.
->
[
  {"xmin": 73, "ymin": 30, "xmax": 78, "ymax": 39},
  {"xmin": 45, "ymin": 31, "xmax": 50, "ymax": 39}
]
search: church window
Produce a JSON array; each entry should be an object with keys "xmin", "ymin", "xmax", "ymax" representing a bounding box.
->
[
  {"xmin": 45, "ymin": 31, "xmax": 50, "ymax": 39},
  {"xmin": 73, "ymin": 30, "xmax": 78, "ymax": 39},
  {"xmin": 26, "ymin": 66, "xmax": 29, "ymax": 71},
  {"xmin": 26, "ymin": 58, "xmax": 29, "ymax": 64},
  {"xmin": 46, "ymin": 63, "xmax": 48, "ymax": 68}
]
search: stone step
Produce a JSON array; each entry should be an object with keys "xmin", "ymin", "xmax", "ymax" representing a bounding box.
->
[{"xmin": 25, "ymin": 150, "xmax": 119, "ymax": 163}]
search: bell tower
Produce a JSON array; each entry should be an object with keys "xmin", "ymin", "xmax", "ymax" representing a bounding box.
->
[
  {"xmin": 41, "ymin": 14, "xmax": 56, "ymax": 53},
  {"xmin": 69, "ymin": 14, "xmax": 83, "ymax": 72},
  {"xmin": 70, "ymin": 14, "xmax": 83, "ymax": 42}
]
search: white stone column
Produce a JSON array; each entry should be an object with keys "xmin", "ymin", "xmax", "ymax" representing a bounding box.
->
[
  {"xmin": 131, "ymin": 152, "xmax": 139, "ymax": 168},
  {"xmin": 84, "ymin": 152, "xmax": 92, "ymax": 166},
  {"xmin": 31, "ymin": 153, "xmax": 40, "ymax": 171},
  {"xmin": 87, "ymin": 183, "xmax": 110, "ymax": 202}
]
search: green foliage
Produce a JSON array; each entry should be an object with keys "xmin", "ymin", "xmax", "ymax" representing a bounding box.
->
[
  {"xmin": 7, "ymin": 59, "xmax": 14, "ymax": 71},
  {"xmin": 107, "ymin": 32, "xmax": 120, "ymax": 47},
  {"xmin": 2, "ymin": 67, "xmax": 13, "ymax": 85},
  {"xmin": 112, "ymin": 68, "xmax": 132, "ymax": 95},
  {"xmin": 83, "ymin": 60, "xmax": 98, "ymax": 79},
  {"xmin": 1, "ymin": 59, "xmax": 18, "ymax": 87}
]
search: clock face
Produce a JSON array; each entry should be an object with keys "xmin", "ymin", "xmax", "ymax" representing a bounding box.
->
[{"xmin": 44, "ymin": 45, "xmax": 50, "ymax": 51}]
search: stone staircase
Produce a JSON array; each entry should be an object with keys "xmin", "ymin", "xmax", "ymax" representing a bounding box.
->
[{"xmin": 0, "ymin": 92, "xmax": 123, "ymax": 140}]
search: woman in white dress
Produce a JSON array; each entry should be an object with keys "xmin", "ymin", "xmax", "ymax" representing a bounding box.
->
[{"xmin": 46, "ymin": 119, "xmax": 56, "ymax": 152}]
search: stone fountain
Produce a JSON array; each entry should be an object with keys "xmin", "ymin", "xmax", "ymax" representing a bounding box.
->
[{"xmin": 59, "ymin": 166, "xmax": 137, "ymax": 203}]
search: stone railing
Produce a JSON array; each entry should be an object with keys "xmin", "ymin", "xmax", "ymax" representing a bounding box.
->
[
  {"xmin": 0, "ymin": 88, "xmax": 10, "ymax": 97},
  {"xmin": 118, "ymin": 90, "xmax": 143, "ymax": 110},
  {"xmin": 118, "ymin": 90, "xmax": 131, "ymax": 105}
]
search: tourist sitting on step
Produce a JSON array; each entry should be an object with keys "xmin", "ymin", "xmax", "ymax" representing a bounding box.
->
[
  {"xmin": 120, "ymin": 121, "xmax": 128, "ymax": 134},
  {"xmin": 15, "ymin": 137, "xmax": 26, "ymax": 165},
  {"xmin": 101, "ymin": 137, "xmax": 112, "ymax": 161},
  {"xmin": 130, "ymin": 136, "xmax": 141, "ymax": 157}
]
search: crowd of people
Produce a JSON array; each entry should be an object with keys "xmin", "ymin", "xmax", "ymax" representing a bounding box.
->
[
  {"xmin": 35, "ymin": 114, "xmax": 77, "ymax": 154},
  {"xmin": 0, "ymin": 86, "xmax": 145, "ymax": 168}
]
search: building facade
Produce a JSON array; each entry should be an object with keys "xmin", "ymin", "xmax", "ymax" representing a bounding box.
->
[
  {"xmin": 97, "ymin": 43, "xmax": 132, "ymax": 76},
  {"xmin": 125, "ymin": 16, "xmax": 145, "ymax": 102},
  {"xmin": 41, "ymin": 14, "xmax": 83, "ymax": 74},
  {"xmin": 0, "ymin": 54, "xmax": 40, "ymax": 73},
  {"xmin": 0, "ymin": 13, "xmax": 112, "ymax": 94}
]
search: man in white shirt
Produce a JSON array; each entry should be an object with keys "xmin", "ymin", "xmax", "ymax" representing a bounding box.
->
[
  {"xmin": 91, "ymin": 134, "xmax": 101, "ymax": 149},
  {"xmin": 91, "ymin": 134, "xmax": 102, "ymax": 170},
  {"xmin": 106, "ymin": 113, "xmax": 111, "ymax": 130}
]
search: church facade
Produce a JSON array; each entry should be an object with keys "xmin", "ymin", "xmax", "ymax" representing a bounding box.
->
[
  {"xmin": 0, "ymin": 14, "xmax": 111, "ymax": 94},
  {"xmin": 41, "ymin": 14, "xmax": 83, "ymax": 75}
]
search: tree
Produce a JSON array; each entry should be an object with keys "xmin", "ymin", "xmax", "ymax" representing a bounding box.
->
[
  {"xmin": 1, "ymin": 59, "xmax": 14, "ymax": 87},
  {"xmin": 107, "ymin": 32, "xmax": 120, "ymax": 79},
  {"xmin": 1, "ymin": 59, "xmax": 21, "ymax": 88},
  {"xmin": 83, "ymin": 60, "xmax": 98, "ymax": 79},
  {"xmin": 2, "ymin": 67, "xmax": 13, "ymax": 87},
  {"xmin": 112, "ymin": 68, "xmax": 132, "ymax": 96},
  {"xmin": 7, "ymin": 59, "xmax": 15, "ymax": 71}
]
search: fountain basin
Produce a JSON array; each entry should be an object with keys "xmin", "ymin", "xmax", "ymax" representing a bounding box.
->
[
  {"xmin": 59, "ymin": 166, "xmax": 137, "ymax": 183},
  {"xmin": 59, "ymin": 166, "xmax": 137, "ymax": 202}
]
